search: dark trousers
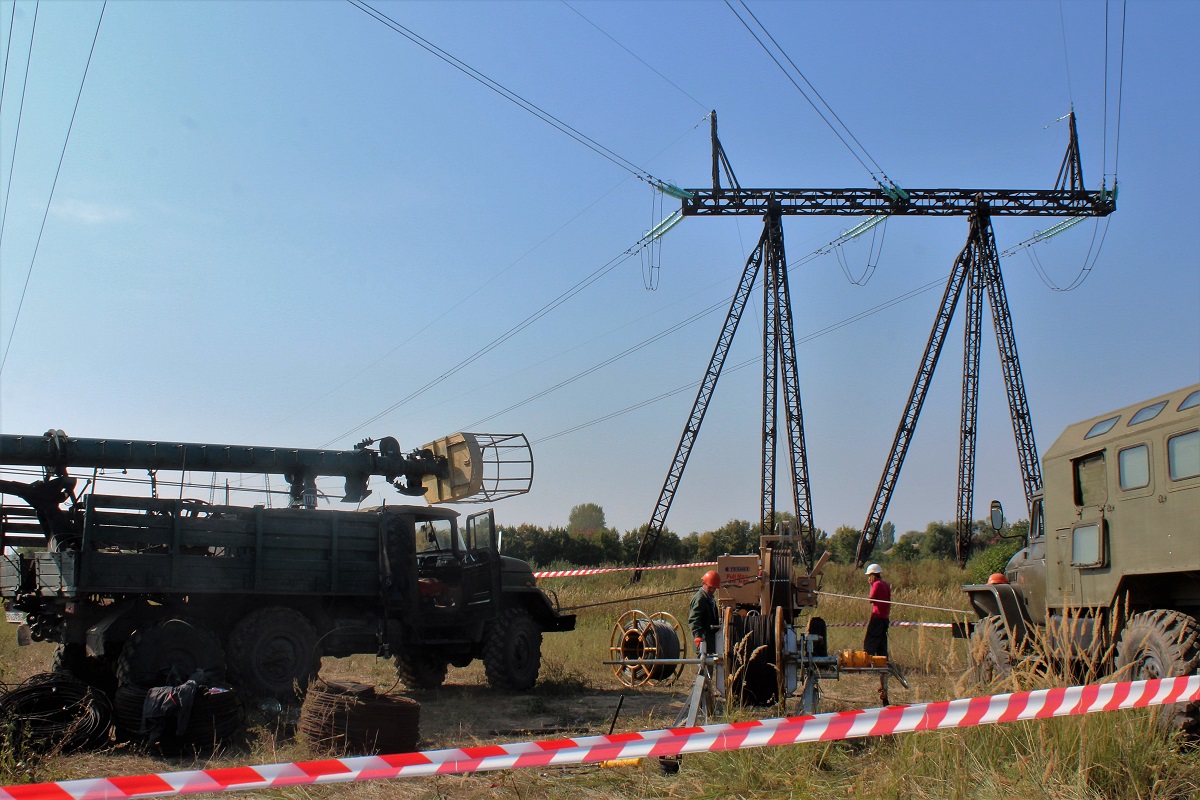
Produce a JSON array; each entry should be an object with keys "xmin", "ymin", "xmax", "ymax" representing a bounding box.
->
[{"xmin": 864, "ymin": 617, "xmax": 889, "ymax": 657}]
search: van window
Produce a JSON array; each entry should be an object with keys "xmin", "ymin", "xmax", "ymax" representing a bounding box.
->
[
  {"xmin": 1180, "ymin": 390, "xmax": 1200, "ymax": 412},
  {"xmin": 1118, "ymin": 445, "xmax": 1150, "ymax": 490},
  {"xmin": 1168, "ymin": 430, "xmax": 1200, "ymax": 481},
  {"xmin": 1128, "ymin": 401, "xmax": 1167, "ymax": 426},
  {"xmin": 1071, "ymin": 523, "xmax": 1103, "ymax": 567},
  {"xmin": 1073, "ymin": 452, "xmax": 1107, "ymax": 507},
  {"xmin": 1085, "ymin": 415, "xmax": 1120, "ymax": 439}
]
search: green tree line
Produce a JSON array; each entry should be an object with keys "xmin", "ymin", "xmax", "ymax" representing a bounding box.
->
[{"xmin": 499, "ymin": 503, "xmax": 1028, "ymax": 572}]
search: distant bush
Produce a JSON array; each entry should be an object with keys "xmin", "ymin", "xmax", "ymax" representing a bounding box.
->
[{"xmin": 965, "ymin": 536, "xmax": 1025, "ymax": 583}]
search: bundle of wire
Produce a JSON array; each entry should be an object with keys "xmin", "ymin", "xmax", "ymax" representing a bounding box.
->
[{"xmin": 0, "ymin": 673, "xmax": 113, "ymax": 753}]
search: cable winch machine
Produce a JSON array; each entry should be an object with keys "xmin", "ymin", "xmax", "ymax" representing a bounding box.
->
[{"xmin": 606, "ymin": 535, "xmax": 906, "ymax": 726}]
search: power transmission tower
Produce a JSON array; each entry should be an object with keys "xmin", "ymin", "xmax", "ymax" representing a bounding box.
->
[{"xmin": 632, "ymin": 111, "xmax": 1114, "ymax": 577}]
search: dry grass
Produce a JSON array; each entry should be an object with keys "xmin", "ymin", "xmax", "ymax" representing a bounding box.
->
[{"xmin": 3, "ymin": 561, "xmax": 1199, "ymax": 799}]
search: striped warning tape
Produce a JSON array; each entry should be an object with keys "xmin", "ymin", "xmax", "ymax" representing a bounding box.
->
[
  {"xmin": 534, "ymin": 561, "xmax": 717, "ymax": 579},
  {"xmin": 4, "ymin": 675, "xmax": 1196, "ymax": 800},
  {"xmin": 826, "ymin": 621, "xmax": 952, "ymax": 629}
]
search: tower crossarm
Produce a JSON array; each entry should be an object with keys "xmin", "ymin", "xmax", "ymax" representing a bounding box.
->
[{"xmin": 681, "ymin": 187, "xmax": 1115, "ymax": 217}]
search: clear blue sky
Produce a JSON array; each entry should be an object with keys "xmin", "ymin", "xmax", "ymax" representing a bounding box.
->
[{"xmin": 1, "ymin": 0, "xmax": 1196, "ymax": 540}]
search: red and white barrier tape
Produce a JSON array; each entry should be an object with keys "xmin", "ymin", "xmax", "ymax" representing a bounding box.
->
[
  {"xmin": 826, "ymin": 621, "xmax": 952, "ymax": 629},
  {"xmin": 534, "ymin": 561, "xmax": 717, "ymax": 579},
  {"xmin": 5, "ymin": 675, "xmax": 1196, "ymax": 800}
]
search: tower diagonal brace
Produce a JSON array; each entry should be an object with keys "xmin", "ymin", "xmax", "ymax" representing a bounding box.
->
[
  {"xmin": 956, "ymin": 244, "xmax": 985, "ymax": 568},
  {"xmin": 769, "ymin": 212, "xmax": 817, "ymax": 566},
  {"xmin": 632, "ymin": 226, "xmax": 768, "ymax": 579},
  {"xmin": 854, "ymin": 208, "xmax": 985, "ymax": 567},
  {"xmin": 982, "ymin": 233, "xmax": 1042, "ymax": 510},
  {"xmin": 761, "ymin": 218, "xmax": 780, "ymax": 549}
]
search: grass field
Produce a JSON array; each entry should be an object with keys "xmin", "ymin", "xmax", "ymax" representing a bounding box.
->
[{"xmin": 3, "ymin": 561, "xmax": 1198, "ymax": 799}]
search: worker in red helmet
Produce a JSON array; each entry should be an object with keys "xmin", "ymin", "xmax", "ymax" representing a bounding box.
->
[
  {"xmin": 689, "ymin": 569, "xmax": 721, "ymax": 656},
  {"xmin": 987, "ymin": 573, "xmax": 1009, "ymax": 585}
]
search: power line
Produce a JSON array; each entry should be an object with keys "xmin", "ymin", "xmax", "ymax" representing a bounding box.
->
[
  {"xmin": 560, "ymin": 0, "xmax": 709, "ymax": 112},
  {"xmin": 322, "ymin": 222, "xmax": 678, "ymax": 447},
  {"xmin": 273, "ymin": 112, "xmax": 707, "ymax": 437},
  {"xmin": 0, "ymin": 1, "xmax": 106, "ymax": 376},
  {"xmin": 724, "ymin": 0, "xmax": 895, "ymax": 190},
  {"xmin": 0, "ymin": 0, "xmax": 38, "ymax": 248},
  {"xmin": 346, "ymin": 0, "xmax": 682, "ymax": 195},
  {"xmin": 533, "ymin": 273, "xmax": 944, "ymax": 445}
]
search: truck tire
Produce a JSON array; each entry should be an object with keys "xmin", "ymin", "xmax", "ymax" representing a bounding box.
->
[
  {"xmin": 228, "ymin": 606, "xmax": 321, "ymax": 700},
  {"xmin": 117, "ymin": 616, "xmax": 227, "ymax": 688},
  {"xmin": 53, "ymin": 643, "xmax": 117, "ymax": 696},
  {"xmin": 969, "ymin": 615, "xmax": 1015, "ymax": 683},
  {"xmin": 483, "ymin": 608, "xmax": 542, "ymax": 691},
  {"xmin": 1114, "ymin": 609, "xmax": 1200, "ymax": 734},
  {"xmin": 394, "ymin": 653, "xmax": 449, "ymax": 691}
]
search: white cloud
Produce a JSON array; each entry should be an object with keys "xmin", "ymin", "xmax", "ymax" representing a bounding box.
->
[{"xmin": 51, "ymin": 199, "xmax": 132, "ymax": 225}]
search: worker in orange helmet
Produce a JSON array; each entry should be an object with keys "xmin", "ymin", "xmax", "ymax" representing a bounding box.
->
[
  {"xmin": 689, "ymin": 570, "xmax": 721, "ymax": 656},
  {"xmin": 987, "ymin": 573, "xmax": 1009, "ymax": 585}
]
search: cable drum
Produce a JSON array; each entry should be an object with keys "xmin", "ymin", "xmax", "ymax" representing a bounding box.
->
[
  {"xmin": 609, "ymin": 610, "xmax": 685, "ymax": 687},
  {"xmin": 725, "ymin": 613, "xmax": 780, "ymax": 707},
  {"xmin": 0, "ymin": 673, "xmax": 112, "ymax": 754},
  {"xmin": 112, "ymin": 684, "xmax": 242, "ymax": 753},
  {"xmin": 768, "ymin": 552, "xmax": 794, "ymax": 618}
]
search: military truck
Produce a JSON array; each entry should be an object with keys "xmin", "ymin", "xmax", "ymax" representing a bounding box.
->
[
  {"xmin": 962, "ymin": 384, "xmax": 1200, "ymax": 725},
  {"xmin": 0, "ymin": 429, "xmax": 574, "ymax": 700}
]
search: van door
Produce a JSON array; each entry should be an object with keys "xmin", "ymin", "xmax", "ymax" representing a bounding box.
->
[{"xmin": 1067, "ymin": 451, "xmax": 1109, "ymax": 607}]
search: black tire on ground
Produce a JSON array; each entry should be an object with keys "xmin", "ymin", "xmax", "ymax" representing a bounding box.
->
[
  {"xmin": 1114, "ymin": 609, "xmax": 1200, "ymax": 734},
  {"xmin": 394, "ymin": 653, "xmax": 449, "ymax": 691},
  {"xmin": 117, "ymin": 617, "xmax": 227, "ymax": 688},
  {"xmin": 483, "ymin": 608, "xmax": 543, "ymax": 691},
  {"xmin": 53, "ymin": 643, "xmax": 118, "ymax": 696},
  {"xmin": 969, "ymin": 615, "xmax": 1015, "ymax": 684},
  {"xmin": 227, "ymin": 606, "xmax": 320, "ymax": 700}
]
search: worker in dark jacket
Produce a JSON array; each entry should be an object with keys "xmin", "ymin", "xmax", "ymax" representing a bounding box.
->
[{"xmin": 689, "ymin": 569, "xmax": 721, "ymax": 655}]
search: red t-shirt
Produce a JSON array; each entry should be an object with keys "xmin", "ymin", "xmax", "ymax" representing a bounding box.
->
[{"xmin": 869, "ymin": 579, "xmax": 891, "ymax": 619}]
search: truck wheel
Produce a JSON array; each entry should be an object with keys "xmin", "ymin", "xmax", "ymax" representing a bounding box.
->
[
  {"xmin": 394, "ymin": 653, "xmax": 449, "ymax": 691},
  {"xmin": 483, "ymin": 608, "xmax": 542, "ymax": 691},
  {"xmin": 53, "ymin": 643, "xmax": 117, "ymax": 696},
  {"xmin": 1115, "ymin": 610, "xmax": 1200, "ymax": 734},
  {"xmin": 117, "ymin": 616, "xmax": 226, "ymax": 688},
  {"xmin": 228, "ymin": 606, "xmax": 321, "ymax": 700},
  {"xmin": 970, "ymin": 615, "xmax": 1015, "ymax": 683}
]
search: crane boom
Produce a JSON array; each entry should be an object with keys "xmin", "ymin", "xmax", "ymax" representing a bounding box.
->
[{"xmin": 0, "ymin": 429, "xmax": 533, "ymax": 506}]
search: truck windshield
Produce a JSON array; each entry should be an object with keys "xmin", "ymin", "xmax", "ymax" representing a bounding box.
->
[
  {"xmin": 1029, "ymin": 499, "xmax": 1044, "ymax": 541},
  {"xmin": 415, "ymin": 518, "xmax": 466, "ymax": 553}
]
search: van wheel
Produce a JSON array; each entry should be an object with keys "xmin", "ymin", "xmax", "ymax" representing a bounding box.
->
[
  {"xmin": 483, "ymin": 609, "xmax": 542, "ymax": 691},
  {"xmin": 394, "ymin": 653, "xmax": 449, "ymax": 690},
  {"xmin": 969, "ymin": 615, "xmax": 1015, "ymax": 683},
  {"xmin": 1115, "ymin": 610, "xmax": 1200, "ymax": 734},
  {"xmin": 228, "ymin": 607, "xmax": 320, "ymax": 700}
]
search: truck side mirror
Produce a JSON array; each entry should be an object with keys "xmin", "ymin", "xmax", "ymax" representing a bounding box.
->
[{"xmin": 989, "ymin": 500, "xmax": 1005, "ymax": 532}]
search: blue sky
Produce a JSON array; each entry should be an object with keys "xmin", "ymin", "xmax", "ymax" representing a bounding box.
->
[{"xmin": 0, "ymin": 0, "xmax": 1196, "ymax": 540}]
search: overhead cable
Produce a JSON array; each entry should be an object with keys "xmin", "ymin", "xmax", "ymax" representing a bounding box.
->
[
  {"xmin": 724, "ymin": 0, "xmax": 898, "ymax": 193},
  {"xmin": 346, "ymin": 0, "xmax": 687, "ymax": 197},
  {"xmin": 527, "ymin": 275, "xmax": 947, "ymax": 444},
  {"xmin": 0, "ymin": 0, "xmax": 38, "ymax": 246},
  {"xmin": 276, "ymin": 112, "xmax": 707, "ymax": 437},
  {"xmin": 323, "ymin": 221, "xmax": 683, "ymax": 447},
  {"xmin": 560, "ymin": 0, "xmax": 709, "ymax": 112},
  {"xmin": 0, "ymin": 1, "xmax": 106, "ymax": 376}
]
